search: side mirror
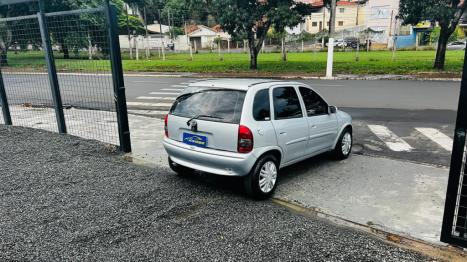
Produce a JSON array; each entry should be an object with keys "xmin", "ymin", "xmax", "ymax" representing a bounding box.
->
[{"xmin": 329, "ymin": 106, "xmax": 337, "ymax": 114}]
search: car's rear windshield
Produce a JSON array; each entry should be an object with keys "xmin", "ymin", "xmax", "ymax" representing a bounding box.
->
[{"xmin": 169, "ymin": 89, "xmax": 246, "ymax": 123}]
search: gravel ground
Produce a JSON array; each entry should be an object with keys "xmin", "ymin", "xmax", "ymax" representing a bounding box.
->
[{"xmin": 0, "ymin": 126, "xmax": 432, "ymax": 261}]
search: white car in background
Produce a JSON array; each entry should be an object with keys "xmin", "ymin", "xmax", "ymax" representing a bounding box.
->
[
  {"xmin": 163, "ymin": 79, "xmax": 353, "ymax": 199},
  {"xmin": 447, "ymin": 41, "xmax": 466, "ymax": 50},
  {"xmin": 326, "ymin": 39, "xmax": 347, "ymax": 48}
]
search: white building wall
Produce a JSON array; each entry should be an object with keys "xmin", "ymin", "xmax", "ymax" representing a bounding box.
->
[{"xmin": 364, "ymin": 0, "xmax": 400, "ymax": 45}]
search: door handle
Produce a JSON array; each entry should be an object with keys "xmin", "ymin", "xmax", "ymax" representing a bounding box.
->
[
  {"xmin": 280, "ymin": 131, "xmax": 287, "ymax": 135},
  {"xmin": 311, "ymin": 125, "xmax": 317, "ymax": 129}
]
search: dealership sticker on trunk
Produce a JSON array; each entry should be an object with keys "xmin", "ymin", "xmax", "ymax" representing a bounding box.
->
[{"xmin": 183, "ymin": 133, "xmax": 208, "ymax": 148}]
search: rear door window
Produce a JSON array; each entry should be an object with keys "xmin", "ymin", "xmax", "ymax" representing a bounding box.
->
[
  {"xmin": 253, "ymin": 89, "xmax": 271, "ymax": 121},
  {"xmin": 170, "ymin": 89, "xmax": 245, "ymax": 123},
  {"xmin": 273, "ymin": 87, "xmax": 303, "ymax": 120}
]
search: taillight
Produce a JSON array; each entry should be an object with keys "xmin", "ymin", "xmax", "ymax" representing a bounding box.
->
[
  {"xmin": 238, "ymin": 125, "xmax": 253, "ymax": 153},
  {"xmin": 164, "ymin": 114, "xmax": 169, "ymax": 137}
]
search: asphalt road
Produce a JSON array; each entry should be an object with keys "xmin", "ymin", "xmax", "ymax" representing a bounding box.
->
[
  {"xmin": 123, "ymin": 76, "xmax": 459, "ymax": 167},
  {"xmin": 124, "ymin": 77, "xmax": 460, "ymax": 111},
  {"xmin": 1, "ymin": 73, "xmax": 460, "ymax": 167},
  {"xmin": 0, "ymin": 125, "xmax": 432, "ymax": 261}
]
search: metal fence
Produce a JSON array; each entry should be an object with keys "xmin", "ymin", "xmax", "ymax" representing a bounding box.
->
[
  {"xmin": 0, "ymin": 0, "xmax": 131, "ymax": 152},
  {"xmin": 441, "ymin": 48, "xmax": 467, "ymax": 248}
]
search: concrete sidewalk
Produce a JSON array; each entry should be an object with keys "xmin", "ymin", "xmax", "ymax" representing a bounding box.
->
[
  {"xmin": 275, "ymin": 155, "xmax": 447, "ymax": 244},
  {"xmin": 3, "ymin": 107, "xmax": 449, "ymax": 245}
]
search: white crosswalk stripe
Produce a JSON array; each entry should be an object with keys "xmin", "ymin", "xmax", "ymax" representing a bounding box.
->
[
  {"xmin": 368, "ymin": 125, "xmax": 414, "ymax": 152},
  {"xmin": 136, "ymin": 96, "xmax": 176, "ymax": 101},
  {"xmin": 161, "ymin": 88, "xmax": 184, "ymax": 91},
  {"xmin": 128, "ymin": 110, "xmax": 169, "ymax": 116},
  {"xmin": 416, "ymin": 128, "xmax": 453, "ymax": 152},
  {"xmin": 149, "ymin": 92, "xmax": 180, "ymax": 96},
  {"xmin": 127, "ymin": 102, "xmax": 173, "ymax": 107}
]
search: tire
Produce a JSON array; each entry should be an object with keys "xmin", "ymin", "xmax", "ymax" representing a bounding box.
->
[
  {"xmin": 332, "ymin": 128, "xmax": 352, "ymax": 160},
  {"xmin": 168, "ymin": 157, "xmax": 193, "ymax": 176},
  {"xmin": 244, "ymin": 154, "xmax": 279, "ymax": 200}
]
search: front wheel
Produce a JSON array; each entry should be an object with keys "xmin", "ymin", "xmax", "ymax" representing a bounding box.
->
[
  {"xmin": 332, "ymin": 129, "xmax": 352, "ymax": 160},
  {"xmin": 244, "ymin": 154, "xmax": 279, "ymax": 200}
]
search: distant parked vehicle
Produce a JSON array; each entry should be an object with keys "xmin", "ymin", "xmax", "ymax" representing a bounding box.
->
[
  {"xmin": 447, "ymin": 41, "xmax": 466, "ymax": 50},
  {"xmin": 163, "ymin": 79, "xmax": 353, "ymax": 199},
  {"xmin": 326, "ymin": 39, "xmax": 346, "ymax": 48}
]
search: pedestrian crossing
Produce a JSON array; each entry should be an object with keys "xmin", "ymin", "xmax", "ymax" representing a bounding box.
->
[
  {"xmin": 366, "ymin": 124, "xmax": 453, "ymax": 153},
  {"xmin": 126, "ymin": 81, "xmax": 195, "ymax": 117},
  {"xmin": 415, "ymin": 128, "xmax": 453, "ymax": 152},
  {"xmin": 136, "ymin": 96, "xmax": 176, "ymax": 101},
  {"xmin": 367, "ymin": 125, "xmax": 414, "ymax": 152}
]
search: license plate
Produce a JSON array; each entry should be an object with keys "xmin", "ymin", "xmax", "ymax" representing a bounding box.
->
[{"xmin": 183, "ymin": 133, "xmax": 208, "ymax": 148}]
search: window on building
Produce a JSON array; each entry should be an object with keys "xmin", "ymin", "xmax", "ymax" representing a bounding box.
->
[
  {"xmin": 399, "ymin": 25, "xmax": 412, "ymax": 36},
  {"xmin": 339, "ymin": 8, "xmax": 345, "ymax": 13},
  {"xmin": 312, "ymin": 22, "xmax": 318, "ymax": 27},
  {"xmin": 338, "ymin": 21, "xmax": 344, "ymax": 26}
]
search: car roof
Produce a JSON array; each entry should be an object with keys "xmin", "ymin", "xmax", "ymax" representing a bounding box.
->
[{"xmin": 188, "ymin": 79, "xmax": 304, "ymax": 91}]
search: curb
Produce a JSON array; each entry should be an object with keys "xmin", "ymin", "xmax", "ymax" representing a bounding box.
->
[
  {"xmin": 5, "ymin": 71, "xmax": 461, "ymax": 81},
  {"xmin": 272, "ymin": 198, "xmax": 467, "ymax": 261},
  {"xmin": 123, "ymin": 72, "xmax": 461, "ymax": 82}
]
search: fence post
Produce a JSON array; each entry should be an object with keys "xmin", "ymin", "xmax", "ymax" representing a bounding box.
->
[
  {"xmin": 105, "ymin": 1, "xmax": 132, "ymax": 153},
  {"xmin": 440, "ymin": 46, "xmax": 467, "ymax": 247},
  {"xmin": 37, "ymin": 0, "xmax": 67, "ymax": 134},
  {"xmin": 0, "ymin": 69, "xmax": 12, "ymax": 125}
]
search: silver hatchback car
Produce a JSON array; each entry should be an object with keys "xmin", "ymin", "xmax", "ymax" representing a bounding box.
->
[{"xmin": 163, "ymin": 79, "xmax": 352, "ymax": 199}]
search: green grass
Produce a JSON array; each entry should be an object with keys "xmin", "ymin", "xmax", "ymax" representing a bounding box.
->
[{"xmin": 3, "ymin": 50, "xmax": 465, "ymax": 76}]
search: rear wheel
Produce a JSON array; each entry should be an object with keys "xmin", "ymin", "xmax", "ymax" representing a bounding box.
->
[
  {"xmin": 168, "ymin": 157, "xmax": 193, "ymax": 176},
  {"xmin": 333, "ymin": 128, "xmax": 352, "ymax": 160},
  {"xmin": 244, "ymin": 154, "xmax": 279, "ymax": 200}
]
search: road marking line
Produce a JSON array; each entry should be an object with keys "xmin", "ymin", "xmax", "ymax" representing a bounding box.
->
[
  {"xmin": 136, "ymin": 96, "xmax": 176, "ymax": 101},
  {"xmin": 127, "ymin": 102, "xmax": 173, "ymax": 107},
  {"xmin": 132, "ymin": 81, "xmax": 171, "ymax": 84},
  {"xmin": 416, "ymin": 128, "xmax": 453, "ymax": 152},
  {"xmin": 368, "ymin": 125, "xmax": 414, "ymax": 152},
  {"xmin": 312, "ymin": 84, "xmax": 344, "ymax": 87},
  {"xmin": 128, "ymin": 110, "xmax": 168, "ymax": 115},
  {"xmin": 149, "ymin": 92, "xmax": 180, "ymax": 96},
  {"xmin": 171, "ymin": 84, "xmax": 188, "ymax": 88},
  {"xmin": 161, "ymin": 88, "xmax": 184, "ymax": 91}
]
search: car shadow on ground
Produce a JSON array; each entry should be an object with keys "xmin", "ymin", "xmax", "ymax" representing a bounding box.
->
[
  {"xmin": 173, "ymin": 153, "xmax": 336, "ymax": 199},
  {"xmin": 278, "ymin": 153, "xmax": 335, "ymax": 184}
]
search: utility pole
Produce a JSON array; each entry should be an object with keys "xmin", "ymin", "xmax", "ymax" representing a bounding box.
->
[
  {"xmin": 158, "ymin": 9, "xmax": 165, "ymax": 61},
  {"xmin": 392, "ymin": 11, "xmax": 398, "ymax": 61},
  {"xmin": 167, "ymin": 9, "xmax": 172, "ymax": 40},
  {"xmin": 388, "ymin": 10, "xmax": 394, "ymax": 49},
  {"xmin": 355, "ymin": 0, "xmax": 361, "ymax": 61},
  {"xmin": 184, "ymin": 16, "xmax": 193, "ymax": 60},
  {"xmin": 322, "ymin": 7, "xmax": 326, "ymax": 49},
  {"xmin": 326, "ymin": 0, "xmax": 337, "ymax": 78},
  {"xmin": 125, "ymin": 4, "xmax": 133, "ymax": 59},
  {"xmin": 143, "ymin": 6, "xmax": 149, "ymax": 59}
]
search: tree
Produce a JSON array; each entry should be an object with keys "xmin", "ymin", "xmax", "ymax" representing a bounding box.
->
[
  {"xmin": 162, "ymin": 0, "xmax": 212, "ymax": 26},
  {"xmin": 212, "ymin": 0, "xmax": 315, "ymax": 70},
  {"xmin": 399, "ymin": 0, "xmax": 467, "ymax": 70}
]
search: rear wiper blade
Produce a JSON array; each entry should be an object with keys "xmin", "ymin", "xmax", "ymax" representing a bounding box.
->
[{"xmin": 187, "ymin": 114, "xmax": 223, "ymax": 126}]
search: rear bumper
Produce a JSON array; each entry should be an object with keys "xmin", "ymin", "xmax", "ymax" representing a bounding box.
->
[{"xmin": 163, "ymin": 137, "xmax": 257, "ymax": 176}]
